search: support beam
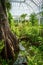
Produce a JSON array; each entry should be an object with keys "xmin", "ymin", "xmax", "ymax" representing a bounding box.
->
[
  {"xmin": 9, "ymin": 0, "xmax": 25, "ymax": 3},
  {"xmin": 30, "ymin": 0, "xmax": 39, "ymax": 7},
  {"xmin": 25, "ymin": 2, "xmax": 34, "ymax": 11}
]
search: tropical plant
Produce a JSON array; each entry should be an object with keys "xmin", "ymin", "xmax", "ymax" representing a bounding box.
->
[{"xmin": 29, "ymin": 13, "xmax": 38, "ymax": 26}]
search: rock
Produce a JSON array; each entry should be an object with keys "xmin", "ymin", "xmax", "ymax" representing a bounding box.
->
[{"xmin": 13, "ymin": 55, "xmax": 27, "ymax": 65}]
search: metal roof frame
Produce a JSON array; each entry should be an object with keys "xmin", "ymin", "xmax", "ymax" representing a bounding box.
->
[
  {"xmin": 9, "ymin": 0, "xmax": 42, "ymax": 7},
  {"xmin": 9, "ymin": 0, "xmax": 42, "ymax": 12}
]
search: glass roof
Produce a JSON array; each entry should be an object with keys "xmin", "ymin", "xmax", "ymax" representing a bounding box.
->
[{"xmin": 9, "ymin": 0, "xmax": 42, "ymax": 17}]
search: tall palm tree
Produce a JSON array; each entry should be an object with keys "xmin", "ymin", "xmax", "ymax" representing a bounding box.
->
[{"xmin": 0, "ymin": 0, "xmax": 19, "ymax": 62}]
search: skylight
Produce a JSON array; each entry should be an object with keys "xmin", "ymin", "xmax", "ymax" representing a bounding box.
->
[{"xmin": 10, "ymin": 0, "xmax": 43, "ymax": 16}]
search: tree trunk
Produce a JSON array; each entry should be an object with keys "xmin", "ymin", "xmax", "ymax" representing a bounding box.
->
[{"xmin": 0, "ymin": 0, "xmax": 19, "ymax": 62}]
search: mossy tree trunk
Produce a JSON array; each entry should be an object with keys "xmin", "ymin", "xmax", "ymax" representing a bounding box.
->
[{"xmin": 0, "ymin": 0, "xmax": 19, "ymax": 61}]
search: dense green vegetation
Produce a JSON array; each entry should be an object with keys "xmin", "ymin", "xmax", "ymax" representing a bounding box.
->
[{"xmin": 0, "ymin": 12, "xmax": 43, "ymax": 65}]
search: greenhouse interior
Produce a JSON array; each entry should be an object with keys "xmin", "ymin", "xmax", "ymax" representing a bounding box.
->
[{"xmin": 0, "ymin": 0, "xmax": 43, "ymax": 65}]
